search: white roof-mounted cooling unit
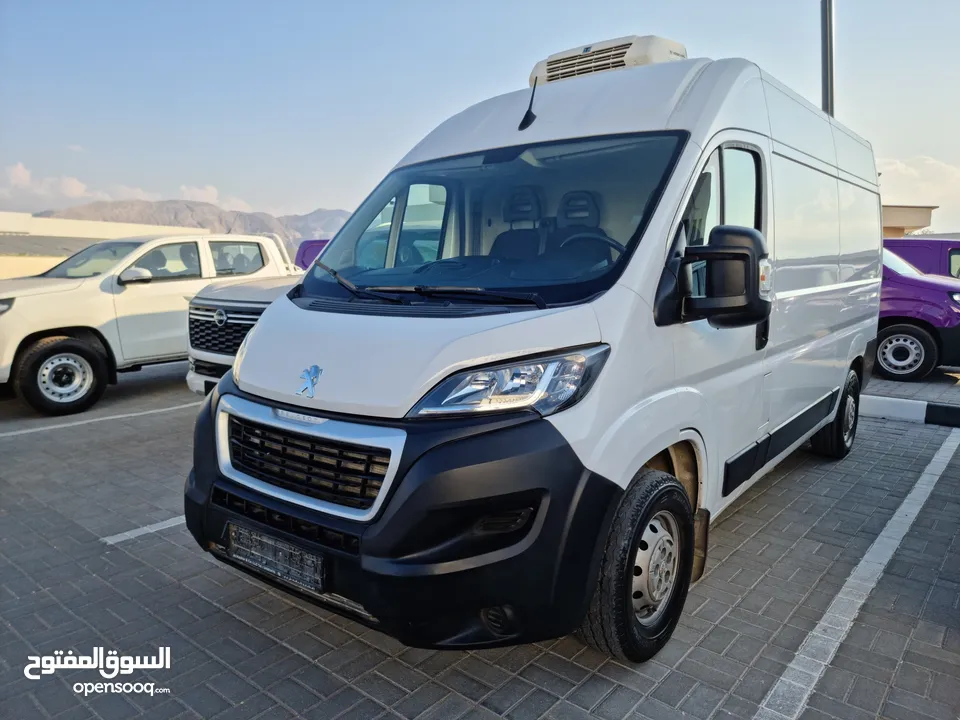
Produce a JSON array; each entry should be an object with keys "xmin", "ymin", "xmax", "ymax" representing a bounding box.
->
[{"xmin": 529, "ymin": 35, "xmax": 688, "ymax": 87}]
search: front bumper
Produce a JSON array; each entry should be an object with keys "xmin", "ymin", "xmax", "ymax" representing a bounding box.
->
[
  {"xmin": 186, "ymin": 358, "xmax": 232, "ymax": 396},
  {"xmin": 185, "ymin": 374, "xmax": 622, "ymax": 649}
]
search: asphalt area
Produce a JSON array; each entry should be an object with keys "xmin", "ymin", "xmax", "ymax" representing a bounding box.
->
[{"xmin": 1, "ymin": 367, "xmax": 958, "ymax": 720}]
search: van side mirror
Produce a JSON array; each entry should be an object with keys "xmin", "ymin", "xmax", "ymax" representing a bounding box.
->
[
  {"xmin": 118, "ymin": 267, "xmax": 153, "ymax": 285},
  {"xmin": 681, "ymin": 226, "xmax": 771, "ymax": 328}
]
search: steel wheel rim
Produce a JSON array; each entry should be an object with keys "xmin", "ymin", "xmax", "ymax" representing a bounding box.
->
[
  {"xmin": 631, "ymin": 510, "xmax": 680, "ymax": 626},
  {"xmin": 842, "ymin": 394, "xmax": 857, "ymax": 445},
  {"xmin": 878, "ymin": 335, "xmax": 923, "ymax": 375},
  {"xmin": 37, "ymin": 353, "xmax": 94, "ymax": 403}
]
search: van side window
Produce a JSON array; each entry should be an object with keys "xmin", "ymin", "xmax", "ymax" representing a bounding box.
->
[
  {"xmin": 679, "ymin": 151, "xmax": 721, "ymax": 296},
  {"xmin": 950, "ymin": 250, "xmax": 960, "ymax": 278},
  {"xmin": 722, "ymin": 148, "xmax": 761, "ymax": 230},
  {"xmin": 355, "ymin": 197, "xmax": 396, "ymax": 268},
  {"xmin": 680, "ymin": 151, "xmax": 721, "ymax": 248},
  {"xmin": 397, "ymin": 184, "xmax": 447, "ymax": 266}
]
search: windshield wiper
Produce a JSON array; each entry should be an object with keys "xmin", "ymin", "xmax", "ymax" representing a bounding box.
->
[
  {"xmin": 315, "ymin": 261, "xmax": 405, "ymax": 304},
  {"xmin": 363, "ymin": 285, "xmax": 547, "ymax": 309}
]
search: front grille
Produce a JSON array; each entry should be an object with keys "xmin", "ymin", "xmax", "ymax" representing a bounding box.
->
[
  {"xmin": 193, "ymin": 359, "xmax": 230, "ymax": 378},
  {"xmin": 228, "ymin": 415, "xmax": 390, "ymax": 510},
  {"xmin": 189, "ymin": 304, "xmax": 265, "ymax": 355},
  {"xmin": 545, "ymin": 42, "xmax": 631, "ymax": 82},
  {"xmin": 211, "ymin": 487, "xmax": 360, "ymax": 554}
]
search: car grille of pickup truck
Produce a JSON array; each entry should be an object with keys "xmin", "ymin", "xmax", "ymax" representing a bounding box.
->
[
  {"xmin": 189, "ymin": 305, "xmax": 264, "ymax": 355},
  {"xmin": 228, "ymin": 415, "xmax": 390, "ymax": 510}
]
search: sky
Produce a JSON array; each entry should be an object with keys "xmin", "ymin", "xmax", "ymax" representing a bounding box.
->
[{"xmin": 1, "ymin": 0, "xmax": 958, "ymax": 229}]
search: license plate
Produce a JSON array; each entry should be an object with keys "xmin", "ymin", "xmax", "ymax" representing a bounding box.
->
[{"xmin": 228, "ymin": 524, "xmax": 324, "ymax": 594}]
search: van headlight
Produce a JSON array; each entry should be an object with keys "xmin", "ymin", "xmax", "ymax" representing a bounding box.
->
[
  {"xmin": 232, "ymin": 330, "xmax": 253, "ymax": 383},
  {"xmin": 410, "ymin": 345, "xmax": 610, "ymax": 417},
  {"xmin": 952, "ymin": 293, "xmax": 960, "ymax": 305}
]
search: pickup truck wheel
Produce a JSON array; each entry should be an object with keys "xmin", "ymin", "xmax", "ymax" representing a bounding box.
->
[
  {"xmin": 577, "ymin": 468, "xmax": 693, "ymax": 663},
  {"xmin": 875, "ymin": 324, "xmax": 937, "ymax": 381},
  {"xmin": 13, "ymin": 336, "xmax": 108, "ymax": 416}
]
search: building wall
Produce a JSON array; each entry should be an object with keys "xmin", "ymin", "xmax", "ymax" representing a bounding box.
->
[
  {"xmin": 0, "ymin": 255, "xmax": 63, "ymax": 280},
  {"xmin": 0, "ymin": 211, "xmax": 210, "ymax": 240}
]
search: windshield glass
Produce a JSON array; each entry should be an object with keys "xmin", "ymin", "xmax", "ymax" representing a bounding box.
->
[
  {"xmin": 883, "ymin": 248, "xmax": 923, "ymax": 277},
  {"xmin": 42, "ymin": 240, "xmax": 144, "ymax": 278},
  {"xmin": 300, "ymin": 133, "xmax": 685, "ymax": 306}
]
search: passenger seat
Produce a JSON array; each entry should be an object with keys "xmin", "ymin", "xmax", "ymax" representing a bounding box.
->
[{"xmin": 489, "ymin": 188, "xmax": 542, "ymax": 260}]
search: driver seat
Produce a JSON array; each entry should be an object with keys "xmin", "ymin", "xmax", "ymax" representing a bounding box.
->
[
  {"xmin": 548, "ymin": 191, "xmax": 612, "ymax": 268},
  {"xmin": 490, "ymin": 188, "xmax": 542, "ymax": 260}
]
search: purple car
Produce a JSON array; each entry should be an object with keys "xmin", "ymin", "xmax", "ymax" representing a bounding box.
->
[
  {"xmin": 294, "ymin": 238, "xmax": 330, "ymax": 270},
  {"xmin": 878, "ymin": 246, "xmax": 960, "ymax": 381}
]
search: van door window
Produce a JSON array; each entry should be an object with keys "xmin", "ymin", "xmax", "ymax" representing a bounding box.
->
[
  {"xmin": 722, "ymin": 148, "xmax": 761, "ymax": 230},
  {"xmin": 949, "ymin": 250, "xmax": 960, "ymax": 277},
  {"xmin": 210, "ymin": 241, "xmax": 265, "ymax": 276},
  {"xmin": 679, "ymin": 151, "xmax": 721, "ymax": 295},
  {"xmin": 355, "ymin": 197, "xmax": 396, "ymax": 268},
  {"xmin": 397, "ymin": 184, "xmax": 447, "ymax": 265}
]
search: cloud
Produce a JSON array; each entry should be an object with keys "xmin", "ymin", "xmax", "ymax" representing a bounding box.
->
[
  {"xmin": 66, "ymin": 144, "xmax": 85, "ymax": 153},
  {"xmin": 878, "ymin": 156, "xmax": 960, "ymax": 232},
  {"xmin": 179, "ymin": 184, "xmax": 251, "ymax": 212},
  {"xmin": 0, "ymin": 161, "xmax": 157, "ymax": 212}
]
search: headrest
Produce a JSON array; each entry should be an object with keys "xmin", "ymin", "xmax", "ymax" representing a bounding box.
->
[
  {"xmin": 503, "ymin": 187, "xmax": 541, "ymax": 223},
  {"xmin": 556, "ymin": 191, "xmax": 600, "ymax": 228},
  {"xmin": 179, "ymin": 244, "xmax": 198, "ymax": 263},
  {"xmin": 142, "ymin": 250, "xmax": 166, "ymax": 270}
]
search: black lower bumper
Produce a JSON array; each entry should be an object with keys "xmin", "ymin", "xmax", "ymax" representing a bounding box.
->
[
  {"xmin": 936, "ymin": 325, "xmax": 960, "ymax": 367},
  {"xmin": 185, "ymin": 375, "xmax": 622, "ymax": 649}
]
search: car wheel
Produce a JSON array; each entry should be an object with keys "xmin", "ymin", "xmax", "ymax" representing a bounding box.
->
[
  {"xmin": 875, "ymin": 324, "xmax": 938, "ymax": 381},
  {"xmin": 13, "ymin": 336, "xmax": 108, "ymax": 416},
  {"xmin": 810, "ymin": 368, "xmax": 860, "ymax": 459},
  {"xmin": 578, "ymin": 468, "xmax": 693, "ymax": 663}
]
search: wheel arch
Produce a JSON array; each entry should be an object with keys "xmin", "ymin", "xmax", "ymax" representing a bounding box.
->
[
  {"xmin": 13, "ymin": 327, "xmax": 118, "ymax": 384},
  {"xmin": 877, "ymin": 316, "xmax": 942, "ymax": 355}
]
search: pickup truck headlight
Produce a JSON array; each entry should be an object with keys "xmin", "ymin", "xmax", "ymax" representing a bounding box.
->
[
  {"xmin": 0, "ymin": 298, "xmax": 13, "ymax": 316},
  {"xmin": 409, "ymin": 345, "xmax": 610, "ymax": 417}
]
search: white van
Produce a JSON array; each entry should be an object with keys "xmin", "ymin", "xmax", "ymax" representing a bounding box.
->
[{"xmin": 185, "ymin": 36, "xmax": 881, "ymax": 662}]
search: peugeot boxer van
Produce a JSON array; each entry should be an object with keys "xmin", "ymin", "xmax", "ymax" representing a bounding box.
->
[{"xmin": 185, "ymin": 36, "xmax": 882, "ymax": 662}]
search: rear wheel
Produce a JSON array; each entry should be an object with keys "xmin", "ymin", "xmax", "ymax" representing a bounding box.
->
[
  {"xmin": 578, "ymin": 468, "xmax": 693, "ymax": 663},
  {"xmin": 875, "ymin": 324, "xmax": 938, "ymax": 381},
  {"xmin": 810, "ymin": 368, "xmax": 860, "ymax": 459},
  {"xmin": 13, "ymin": 336, "xmax": 108, "ymax": 416}
]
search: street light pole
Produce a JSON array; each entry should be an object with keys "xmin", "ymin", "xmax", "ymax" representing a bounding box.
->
[{"xmin": 821, "ymin": 0, "xmax": 835, "ymax": 116}]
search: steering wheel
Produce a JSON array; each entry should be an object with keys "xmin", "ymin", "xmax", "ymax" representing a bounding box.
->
[
  {"xmin": 559, "ymin": 231, "xmax": 627, "ymax": 253},
  {"xmin": 397, "ymin": 244, "xmax": 425, "ymax": 266}
]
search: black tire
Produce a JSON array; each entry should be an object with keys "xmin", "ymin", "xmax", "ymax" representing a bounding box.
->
[
  {"xmin": 578, "ymin": 468, "xmax": 693, "ymax": 663},
  {"xmin": 875, "ymin": 324, "xmax": 938, "ymax": 381},
  {"xmin": 13, "ymin": 336, "xmax": 108, "ymax": 416},
  {"xmin": 810, "ymin": 368, "xmax": 860, "ymax": 459}
]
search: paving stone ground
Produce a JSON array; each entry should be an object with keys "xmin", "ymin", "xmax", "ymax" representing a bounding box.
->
[
  {"xmin": 1, "ymin": 378, "xmax": 958, "ymax": 720},
  {"xmin": 866, "ymin": 367, "xmax": 960, "ymax": 405}
]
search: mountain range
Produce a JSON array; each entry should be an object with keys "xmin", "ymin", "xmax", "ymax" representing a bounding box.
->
[{"xmin": 36, "ymin": 200, "xmax": 351, "ymax": 246}]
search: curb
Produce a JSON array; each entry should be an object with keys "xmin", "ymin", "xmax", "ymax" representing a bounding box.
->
[{"xmin": 861, "ymin": 394, "xmax": 960, "ymax": 428}]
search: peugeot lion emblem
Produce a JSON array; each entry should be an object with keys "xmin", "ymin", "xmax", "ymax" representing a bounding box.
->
[
  {"xmin": 296, "ymin": 365, "xmax": 323, "ymax": 399},
  {"xmin": 213, "ymin": 309, "xmax": 227, "ymax": 327}
]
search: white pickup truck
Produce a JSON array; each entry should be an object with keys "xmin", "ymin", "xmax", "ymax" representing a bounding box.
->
[
  {"xmin": 0, "ymin": 232, "xmax": 298, "ymax": 415},
  {"xmin": 186, "ymin": 276, "xmax": 296, "ymax": 395}
]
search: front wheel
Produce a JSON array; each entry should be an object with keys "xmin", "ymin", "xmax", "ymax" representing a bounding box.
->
[
  {"xmin": 875, "ymin": 324, "xmax": 938, "ymax": 381},
  {"xmin": 13, "ymin": 336, "xmax": 108, "ymax": 416},
  {"xmin": 578, "ymin": 468, "xmax": 693, "ymax": 663}
]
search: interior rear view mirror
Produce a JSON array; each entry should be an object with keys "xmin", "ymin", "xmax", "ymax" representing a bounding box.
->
[{"xmin": 681, "ymin": 225, "xmax": 771, "ymax": 328}]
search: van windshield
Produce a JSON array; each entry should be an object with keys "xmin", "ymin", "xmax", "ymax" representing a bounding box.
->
[
  {"xmin": 300, "ymin": 132, "xmax": 685, "ymax": 307},
  {"xmin": 42, "ymin": 240, "xmax": 144, "ymax": 278},
  {"xmin": 883, "ymin": 249, "xmax": 923, "ymax": 277}
]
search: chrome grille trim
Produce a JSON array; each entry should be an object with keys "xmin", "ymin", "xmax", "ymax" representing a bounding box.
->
[{"xmin": 215, "ymin": 394, "xmax": 406, "ymax": 522}]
